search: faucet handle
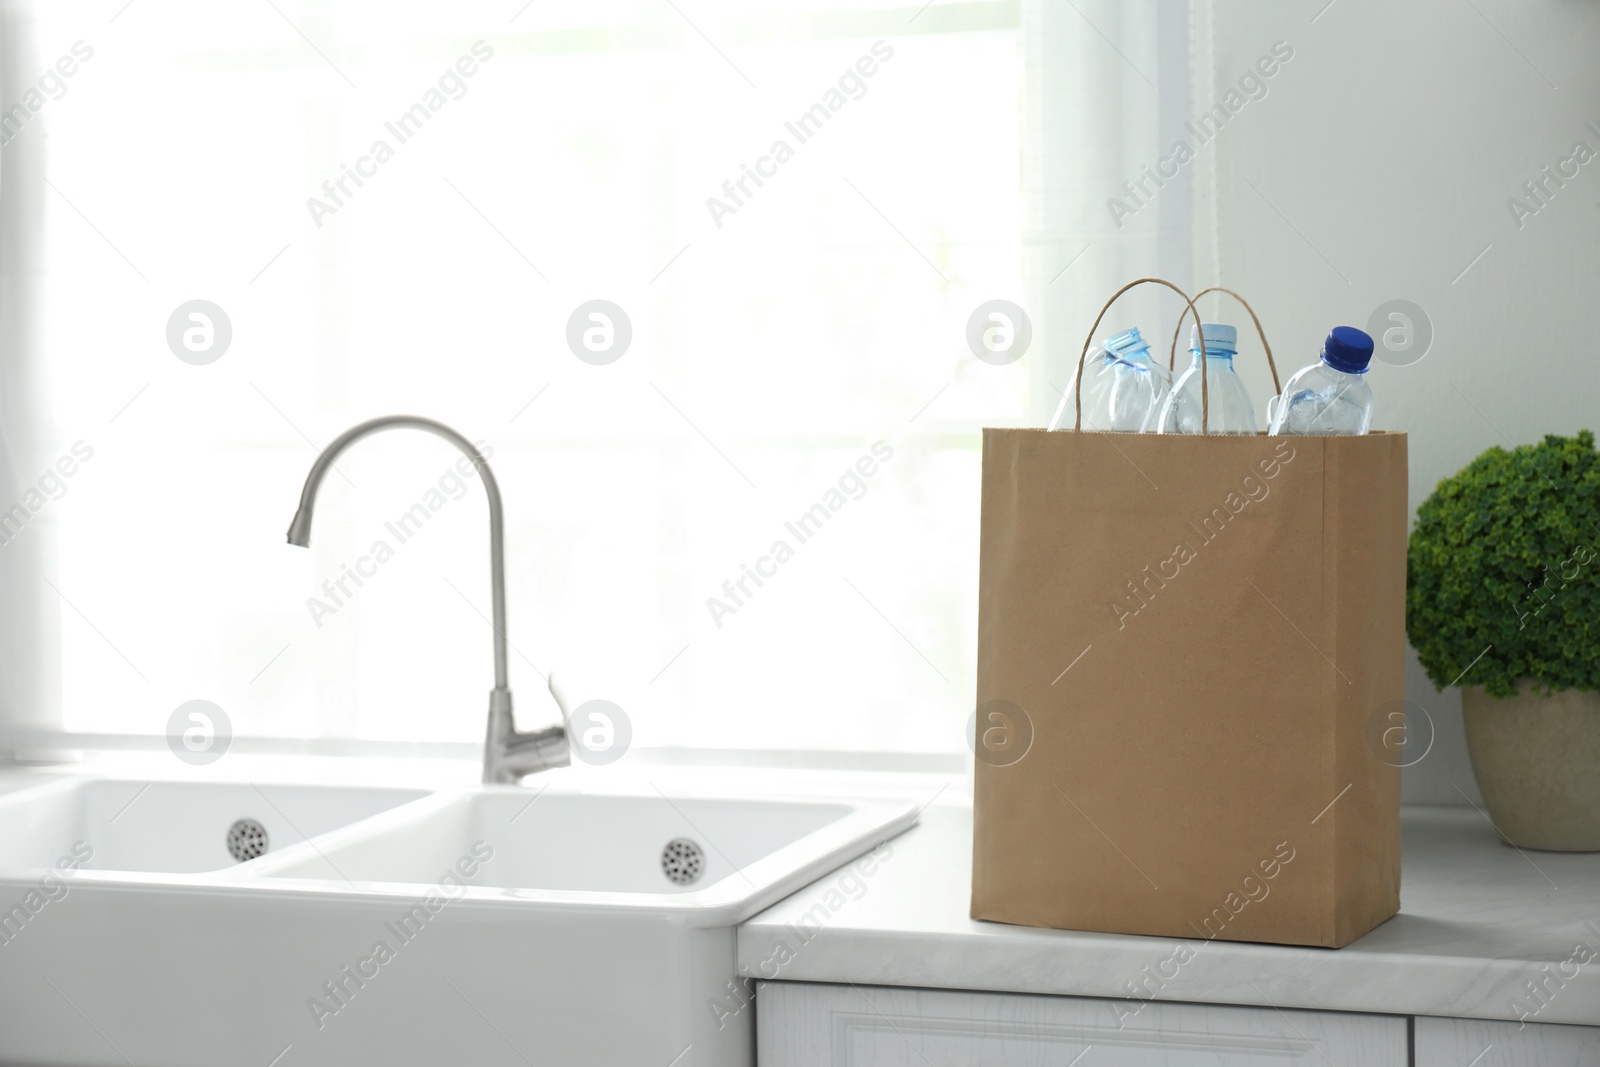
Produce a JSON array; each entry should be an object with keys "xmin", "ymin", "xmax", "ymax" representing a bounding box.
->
[
  {"xmin": 547, "ymin": 671, "xmax": 575, "ymax": 725},
  {"xmin": 483, "ymin": 684, "xmax": 570, "ymax": 785}
]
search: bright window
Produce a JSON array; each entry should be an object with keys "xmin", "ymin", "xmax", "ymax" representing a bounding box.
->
[{"xmin": 3, "ymin": 0, "xmax": 1181, "ymax": 759}]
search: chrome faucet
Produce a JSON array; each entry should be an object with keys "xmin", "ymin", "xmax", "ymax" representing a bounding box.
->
[{"xmin": 285, "ymin": 415, "xmax": 569, "ymax": 784}]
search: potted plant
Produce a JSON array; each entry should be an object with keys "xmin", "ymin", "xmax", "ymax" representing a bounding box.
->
[{"xmin": 1408, "ymin": 430, "xmax": 1600, "ymax": 851}]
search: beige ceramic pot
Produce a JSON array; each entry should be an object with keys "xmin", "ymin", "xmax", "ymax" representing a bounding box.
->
[{"xmin": 1461, "ymin": 685, "xmax": 1600, "ymax": 851}]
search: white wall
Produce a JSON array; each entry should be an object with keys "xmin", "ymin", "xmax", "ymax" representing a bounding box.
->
[{"xmin": 1200, "ymin": 0, "xmax": 1600, "ymax": 804}]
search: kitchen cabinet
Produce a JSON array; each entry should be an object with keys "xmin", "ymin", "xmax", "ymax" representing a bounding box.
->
[
  {"xmin": 757, "ymin": 981, "xmax": 1408, "ymax": 1065},
  {"xmin": 1414, "ymin": 1016, "xmax": 1600, "ymax": 1066}
]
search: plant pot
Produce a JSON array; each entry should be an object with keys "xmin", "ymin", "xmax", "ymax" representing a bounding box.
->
[{"xmin": 1461, "ymin": 685, "xmax": 1600, "ymax": 851}]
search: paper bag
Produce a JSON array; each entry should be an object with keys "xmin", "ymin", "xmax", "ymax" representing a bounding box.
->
[{"xmin": 971, "ymin": 282, "xmax": 1407, "ymax": 948}]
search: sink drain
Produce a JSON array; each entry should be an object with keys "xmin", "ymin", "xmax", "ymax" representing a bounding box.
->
[
  {"xmin": 661, "ymin": 838, "xmax": 705, "ymax": 886},
  {"xmin": 227, "ymin": 818, "xmax": 268, "ymax": 863}
]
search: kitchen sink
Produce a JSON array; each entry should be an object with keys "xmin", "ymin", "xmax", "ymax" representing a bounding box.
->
[
  {"xmin": 0, "ymin": 777, "xmax": 429, "ymax": 874},
  {"xmin": 258, "ymin": 788, "xmax": 869, "ymax": 904},
  {"xmin": 0, "ymin": 773, "xmax": 917, "ymax": 1067}
]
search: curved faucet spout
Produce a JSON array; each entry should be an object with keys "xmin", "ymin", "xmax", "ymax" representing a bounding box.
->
[
  {"xmin": 286, "ymin": 415, "xmax": 509, "ymax": 689},
  {"xmin": 286, "ymin": 415, "xmax": 567, "ymax": 784}
]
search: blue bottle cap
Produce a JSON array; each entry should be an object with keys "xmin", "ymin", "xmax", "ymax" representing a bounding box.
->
[
  {"xmin": 1103, "ymin": 328, "xmax": 1151, "ymax": 360},
  {"xmin": 1321, "ymin": 326, "xmax": 1374, "ymax": 374},
  {"xmin": 1189, "ymin": 322, "xmax": 1238, "ymax": 355}
]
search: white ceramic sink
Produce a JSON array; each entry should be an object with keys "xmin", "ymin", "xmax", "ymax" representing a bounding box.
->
[
  {"xmin": 0, "ymin": 775, "xmax": 917, "ymax": 1067},
  {"xmin": 259, "ymin": 789, "xmax": 871, "ymax": 906},
  {"xmin": 0, "ymin": 777, "xmax": 428, "ymax": 874}
]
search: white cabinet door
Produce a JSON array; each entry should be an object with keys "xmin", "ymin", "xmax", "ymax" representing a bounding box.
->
[
  {"xmin": 757, "ymin": 981, "xmax": 1407, "ymax": 1066},
  {"xmin": 1415, "ymin": 1016, "xmax": 1600, "ymax": 1066}
]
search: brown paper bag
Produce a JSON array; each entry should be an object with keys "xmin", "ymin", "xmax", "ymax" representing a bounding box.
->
[{"xmin": 971, "ymin": 280, "xmax": 1406, "ymax": 948}]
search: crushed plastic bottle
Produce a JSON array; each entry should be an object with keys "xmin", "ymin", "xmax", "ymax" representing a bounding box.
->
[
  {"xmin": 1049, "ymin": 345, "xmax": 1119, "ymax": 431},
  {"xmin": 1104, "ymin": 328, "xmax": 1173, "ymax": 432}
]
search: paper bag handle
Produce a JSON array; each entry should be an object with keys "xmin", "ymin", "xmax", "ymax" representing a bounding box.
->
[
  {"xmin": 1167, "ymin": 286, "xmax": 1283, "ymax": 395},
  {"xmin": 1072, "ymin": 277, "xmax": 1210, "ymax": 433}
]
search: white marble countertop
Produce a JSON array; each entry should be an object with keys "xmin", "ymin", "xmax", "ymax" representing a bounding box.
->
[{"xmin": 737, "ymin": 803, "xmax": 1600, "ymax": 1026}]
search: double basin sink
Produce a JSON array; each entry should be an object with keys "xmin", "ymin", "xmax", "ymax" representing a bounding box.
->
[{"xmin": 0, "ymin": 774, "xmax": 916, "ymax": 1067}]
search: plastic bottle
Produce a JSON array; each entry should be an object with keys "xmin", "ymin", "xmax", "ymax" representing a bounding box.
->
[
  {"xmin": 1156, "ymin": 323, "xmax": 1257, "ymax": 435},
  {"xmin": 1049, "ymin": 345, "xmax": 1119, "ymax": 431},
  {"xmin": 1267, "ymin": 326, "xmax": 1375, "ymax": 436},
  {"xmin": 1104, "ymin": 328, "xmax": 1172, "ymax": 432}
]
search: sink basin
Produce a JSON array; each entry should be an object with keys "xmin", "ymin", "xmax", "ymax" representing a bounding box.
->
[
  {"xmin": 258, "ymin": 788, "xmax": 872, "ymax": 909},
  {"xmin": 0, "ymin": 777, "xmax": 429, "ymax": 874},
  {"xmin": 0, "ymin": 775, "xmax": 917, "ymax": 1067}
]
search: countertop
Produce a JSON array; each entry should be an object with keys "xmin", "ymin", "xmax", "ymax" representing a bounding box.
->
[{"xmin": 737, "ymin": 803, "xmax": 1600, "ymax": 1026}]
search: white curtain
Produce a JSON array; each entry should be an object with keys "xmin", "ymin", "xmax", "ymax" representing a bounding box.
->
[{"xmin": 0, "ymin": 1, "xmax": 55, "ymax": 749}]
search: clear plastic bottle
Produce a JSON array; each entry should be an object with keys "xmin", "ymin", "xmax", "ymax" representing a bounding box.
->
[
  {"xmin": 1156, "ymin": 323, "xmax": 1257, "ymax": 435},
  {"xmin": 1049, "ymin": 345, "xmax": 1119, "ymax": 431},
  {"xmin": 1267, "ymin": 326, "xmax": 1375, "ymax": 436},
  {"xmin": 1104, "ymin": 328, "xmax": 1172, "ymax": 432}
]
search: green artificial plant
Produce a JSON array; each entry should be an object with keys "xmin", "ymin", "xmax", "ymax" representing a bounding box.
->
[{"xmin": 1407, "ymin": 430, "xmax": 1600, "ymax": 698}]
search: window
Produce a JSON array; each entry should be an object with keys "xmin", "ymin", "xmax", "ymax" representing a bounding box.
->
[{"xmin": 1, "ymin": 0, "xmax": 1185, "ymax": 760}]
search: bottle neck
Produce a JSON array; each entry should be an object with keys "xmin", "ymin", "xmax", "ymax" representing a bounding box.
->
[
  {"xmin": 1320, "ymin": 355, "xmax": 1367, "ymax": 376},
  {"xmin": 1190, "ymin": 348, "xmax": 1236, "ymax": 366}
]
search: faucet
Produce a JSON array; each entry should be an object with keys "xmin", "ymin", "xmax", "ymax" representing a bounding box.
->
[{"xmin": 285, "ymin": 415, "xmax": 569, "ymax": 784}]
